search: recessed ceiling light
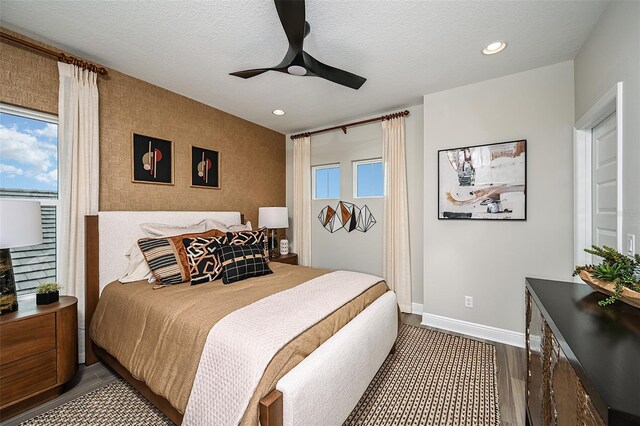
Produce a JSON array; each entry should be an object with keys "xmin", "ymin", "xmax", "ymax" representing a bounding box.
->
[
  {"xmin": 482, "ymin": 41, "xmax": 507, "ymax": 55},
  {"xmin": 272, "ymin": 109, "xmax": 286, "ymax": 116}
]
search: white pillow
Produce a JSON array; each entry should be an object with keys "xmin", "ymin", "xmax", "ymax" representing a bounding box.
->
[
  {"xmin": 204, "ymin": 219, "xmax": 252, "ymax": 232},
  {"xmin": 119, "ymin": 243, "xmax": 156, "ymax": 284},
  {"xmin": 139, "ymin": 220, "xmax": 207, "ymax": 238}
]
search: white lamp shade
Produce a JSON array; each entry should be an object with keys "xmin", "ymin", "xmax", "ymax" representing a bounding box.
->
[
  {"xmin": 258, "ymin": 207, "xmax": 289, "ymax": 229},
  {"xmin": 0, "ymin": 200, "xmax": 43, "ymax": 249}
]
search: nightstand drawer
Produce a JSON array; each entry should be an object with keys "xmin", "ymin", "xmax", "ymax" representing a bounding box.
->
[
  {"xmin": 0, "ymin": 313, "xmax": 56, "ymax": 365},
  {"xmin": 0, "ymin": 349, "xmax": 57, "ymax": 406}
]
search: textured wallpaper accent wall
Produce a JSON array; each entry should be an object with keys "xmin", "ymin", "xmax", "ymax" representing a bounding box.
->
[{"xmin": 0, "ymin": 31, "xmax": 285, "ymax": 225}]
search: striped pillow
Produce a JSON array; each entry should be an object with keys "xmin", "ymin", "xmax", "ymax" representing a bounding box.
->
[{"xmin": 137, "ymin": 238, "xmax": 186, "ymax": 287}]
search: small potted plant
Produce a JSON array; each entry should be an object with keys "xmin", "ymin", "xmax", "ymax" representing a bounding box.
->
[
  {"xmin": 36, "ymin": 282, "xmax": 62, "ymax": 305},
  {"xmin": 574, "ymin": 245, "xmax": 640, "ymax": 308}
]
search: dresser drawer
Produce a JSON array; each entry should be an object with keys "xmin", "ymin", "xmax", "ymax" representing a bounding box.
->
[
  {"xmin": 0, "ymin": 313, "xmax": 56, "ymax": 365},
  {"xmin": 0, "ymin": 350, "xmax": 57, "ymax": 406}
]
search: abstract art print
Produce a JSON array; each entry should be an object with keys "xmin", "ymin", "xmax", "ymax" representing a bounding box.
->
[
  {"xmin": 318, "ymin": 201, "xmax": 376, "ymax": 233},
  {"xmin": 191, "ymin": 146, "xmax": 220, "ymax": 189},
  {"xmin": 132, "ymin": 133, "xmax": 173, "ymax": 185},
  {"xmin": 438, "ymin": 140, "xmax": 526, "ymax": 220}
]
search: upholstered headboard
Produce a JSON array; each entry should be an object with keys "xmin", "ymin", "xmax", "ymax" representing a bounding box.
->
[{"xmin": 97, "ymin": 211, "xmax": 242, "ymax": 292}]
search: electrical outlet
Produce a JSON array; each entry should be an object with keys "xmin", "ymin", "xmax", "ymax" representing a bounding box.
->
[
  {"xmin": 627, "ymin": 234, "xmax": 636, "ymax": 256},
  {"xmin": 464, "ymin": 296, "xmax": 473, "ymax": 308}
]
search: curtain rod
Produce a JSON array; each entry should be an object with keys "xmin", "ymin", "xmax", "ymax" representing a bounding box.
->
[
  {"xmin": 1, "ymin": 31, "xmax": 109, "ymax": 76},
  {"xmin": 290, "ymin": 109, "xmax": 410, "ymax": 140}
]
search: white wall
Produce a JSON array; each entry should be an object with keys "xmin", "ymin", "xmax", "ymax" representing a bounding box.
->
[
  {"xmin": 574, "ymin": 0, "xmax": 640, "ymax": 248},
  {"xmin": 286, "ymin": 105, "xmax": 424, "ymax": 307},
  {"xmin": 423, "ymin": 61, "xmax": 575, "ymax": 333}
]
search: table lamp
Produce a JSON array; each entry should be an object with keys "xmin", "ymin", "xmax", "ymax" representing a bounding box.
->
[
  {"xmin": 258, "ymin": 207, "xmax": 289, "ymax": 258},
  {"xmin": 0, "ymin": 200, "xmax": 43, "ymax": 314}
]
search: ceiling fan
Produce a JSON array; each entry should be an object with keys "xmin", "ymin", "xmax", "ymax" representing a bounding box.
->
[{"xmin": 230, "ymin": 0, "xmax": 366, "ymax": 90}]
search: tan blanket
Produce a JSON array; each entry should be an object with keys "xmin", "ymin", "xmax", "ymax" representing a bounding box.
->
[{"xmin": 90, "ymin": 263, "xmax": 388, "ymax": 421}]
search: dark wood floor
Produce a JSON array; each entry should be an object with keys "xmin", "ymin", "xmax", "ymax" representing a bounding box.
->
[
  {"xmin": 403, "ymin": 313, "xmax": 526, "ymax": 426},
  {"xmin": 4, "ymin": 315, "xmax": 526, "ymax": 426}
]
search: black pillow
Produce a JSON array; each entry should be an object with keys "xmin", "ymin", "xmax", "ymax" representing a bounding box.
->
[{"xmin": 219, "ymin": 244, "xmax": 272, "ymax": 284}]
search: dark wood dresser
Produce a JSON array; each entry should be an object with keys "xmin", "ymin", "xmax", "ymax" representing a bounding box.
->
[
  {"xmin": 525, "ymin": 278, "xmax": 639, "ymax": 425},
  {"xmin": 0, "ymin": 296, "xmax": 78, "ymax": 420}
]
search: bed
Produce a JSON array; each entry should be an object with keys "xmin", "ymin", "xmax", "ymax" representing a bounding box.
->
[{"xmin": 84, "ymin": 211, "xmax": 398, "ymax": 426}]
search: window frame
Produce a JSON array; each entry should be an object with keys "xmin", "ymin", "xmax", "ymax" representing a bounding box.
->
[
  {"xmin": 353, "ymin": 158, "xmax": 384, "ymax": 199},
  {"xmin": 311, "ymin": 163, "xmax": 341, "ymax": 200},
  {"xmin": 0, "ymin": 103, "xmax": 60, "ymax": 299}
]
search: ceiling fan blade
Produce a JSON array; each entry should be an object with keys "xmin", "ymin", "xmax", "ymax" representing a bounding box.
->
[
  {"xmin": 229, "ymin": 68, "xmax": 271, "ymax": 79},
  {"xmin": 274, "ymin": 0, "xmax": 306, "ymax": 51},
  {"xmin": 303, "ymin": 52, "xmax": 367, "ymax": 90}
]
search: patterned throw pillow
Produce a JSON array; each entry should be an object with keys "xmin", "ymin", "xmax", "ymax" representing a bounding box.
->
[
  {"xmin": 219, "ymin": 244, "xmax": 273, "ymax": 284},
  {"xmin": 182, "ymin": 235, "xmax": 229, "ymax": 285},
  {"xmin": 137, "ymin": 229, "xmax": 225, "ymax": 287},
  {"xmin": 137, "ymin": 238, "xmax": 188, "ymax": 287},
  {"xmin": 227, "ymin": 227, "xmax": 269, "ymax": 262}
]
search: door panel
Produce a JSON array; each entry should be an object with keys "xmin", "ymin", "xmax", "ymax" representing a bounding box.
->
[{"xmin": 592, "ymin": 113, "xmax": 617, "ymax": 250}]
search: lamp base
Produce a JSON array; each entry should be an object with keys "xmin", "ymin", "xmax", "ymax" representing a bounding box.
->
[
  {"xmin": 0, "ymin": 248, "xmax": 18, "ymax": 315},
  {"xmin": 268, "ymin": 229, "xmax": 279, "ymax": 258}
]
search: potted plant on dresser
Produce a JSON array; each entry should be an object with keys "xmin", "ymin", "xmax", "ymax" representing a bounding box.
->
[
  {"xmin": 574, "ymin": 245, "xmax": 640, "ymax": 308},
  {"xmin": 36, "ymin": 282, "xmax": 62, "ymax": 305}
]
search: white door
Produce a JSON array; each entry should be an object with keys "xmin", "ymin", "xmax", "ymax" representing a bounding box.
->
[{"xmin": 591, "ymin": 112, "xmax": 618, "ymax": 249}]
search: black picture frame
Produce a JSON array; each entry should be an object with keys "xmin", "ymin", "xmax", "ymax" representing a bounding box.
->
[
  {"xmin": 437, "ymin": 139, "xmax": 527, "ymax": 221},
  {"xmin": 132, "ymin": 133, "xmax": 174, "ymax": 185},
  {"xmin": 191, "ymin": 146, "xmax": 220, "ymax": 189}
]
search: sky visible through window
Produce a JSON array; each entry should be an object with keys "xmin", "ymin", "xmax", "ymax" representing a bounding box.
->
[
  {"xmin": 0, "ymin": 113, "xmax": 58, "ymax": 192},
  {"xmin": 315, "ymin": 166, "xmax": 340, "ymax": 199},
  {"xmin": 357, "ymin": 161, "xmax": 383, "ymax": 197}
]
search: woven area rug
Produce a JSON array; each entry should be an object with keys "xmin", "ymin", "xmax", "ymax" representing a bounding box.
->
[{"xmin": 21, "ymin": 325, "xmax": 499, "ymax": 425}]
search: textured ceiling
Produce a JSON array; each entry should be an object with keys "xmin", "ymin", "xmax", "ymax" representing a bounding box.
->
[{"xmin": 1, "ymin": 1, "xmax": 607, "ymax": 133}]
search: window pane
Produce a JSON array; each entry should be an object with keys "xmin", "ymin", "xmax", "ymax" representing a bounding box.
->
[
  {"xmin": 0, "ymin": 113, "xmax": 58, "ymax": 192},
  {"xmin": 9, "ymin": 204, "xmax": 57, "ymax": 295},
  {"xmin": 313, "ymin": 165, "xmax": 340, "ymax": 199},
  {"xmin": 355, "ymin": 160, "xmax": 383, "ymax": 197},
  {"xmin": 1, "ymin": 109, "xmax": 58, "ymax": 295},
  {"xmin": 327, "ymin": 167, "xmax": 340, "ymax": 198},
  {"xmin": 371, "ymin": 162, "xmax": 384, "ymax": 196}
]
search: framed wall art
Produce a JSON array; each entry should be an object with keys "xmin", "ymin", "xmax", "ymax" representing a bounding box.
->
[
  {"xmin": 191, "ymin": 146, "xmax": 220, "ymax": 189},
  {"xmin": 438, "ymin": 140, "xmax": 526, "ymax": 220},
  {"xmin": 132, "ymin": 133, "xmax": 174, "ymax": 185}
]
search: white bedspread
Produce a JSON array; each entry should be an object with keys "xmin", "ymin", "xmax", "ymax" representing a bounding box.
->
[{"xmin": 182, "ymin": 270, "xmax": 383, "ymax": 426}]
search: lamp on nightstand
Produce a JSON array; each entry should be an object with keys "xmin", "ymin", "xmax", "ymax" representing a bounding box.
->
[
  {"xmin": 258, "ymin": 207, "xmax": 289, "ymax": 258},
  {"xmin": 0, "ymin": 200, "xmax": 43, "ymax": 314}
]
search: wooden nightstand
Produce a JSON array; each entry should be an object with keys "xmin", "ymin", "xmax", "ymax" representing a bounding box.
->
[
  {"xmin": 271, "ymin": 253, "xmax": 298, "ymax": 265},
  {"xmin": 0, "ymin": 296, "xmax": 78, "ymax": 420}
]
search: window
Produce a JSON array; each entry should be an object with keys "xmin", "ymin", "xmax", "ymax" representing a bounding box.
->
[
  {"xmin": 353, "ymin": 159, "xmax": 384, "ymax": 198},
  {"xmin": 0, "ymin": 104, "xmax": 59, "ymax": 296},
  {"xmin": 312, "ymin": 164, "xmax": 340, "ymax": 199}
]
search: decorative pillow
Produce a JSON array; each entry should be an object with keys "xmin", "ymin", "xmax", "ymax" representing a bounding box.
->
[
  {"xmin": 137, "ymin": 238, "xmax": 188, "ymax": 287},
  {"xmin": 137, "ymin": 229, "xmax": 225, "ymax": 287},
  {"xmin": 139, "ymin": 220, "xmax": 207, "ymax": 238},
  {"xmin": 227, "ymin": 227, "xmax": 269, "ymax": 262},
  {"xmin": 119, "ymin": 242, "xmax": 156, "ymax": 284},
  {"xmin": 219, "ymin": 244, "xmax": 273, "ymax": 284},
  {"xmin": 182, "ymin": 235, "xmax": 229, "ymax": 285},
  {"xmin": 204, "ymin": 219, "xmax": 253, "ymax": 233}
]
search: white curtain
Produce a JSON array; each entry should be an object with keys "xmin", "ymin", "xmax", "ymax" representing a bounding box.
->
[
  {"xmin": 382, "ymin": 117, "xmax": 412, "ymax": 313},
  {"xmin": 293, "ymin": 136, "xmax": 312, "ymax": 266},
  {"xmin": 58, "ymin": 62, "xmax": 100, "ymax": 362}
]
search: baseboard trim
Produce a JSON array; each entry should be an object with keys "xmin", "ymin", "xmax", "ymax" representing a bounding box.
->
[
  {"xmin": 411, "ymin": 303, "xmax": 423, "ymax": 315},
  {"xmin": 421, "ymin": 313, "xmax": 525, "ymax": 348}
]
